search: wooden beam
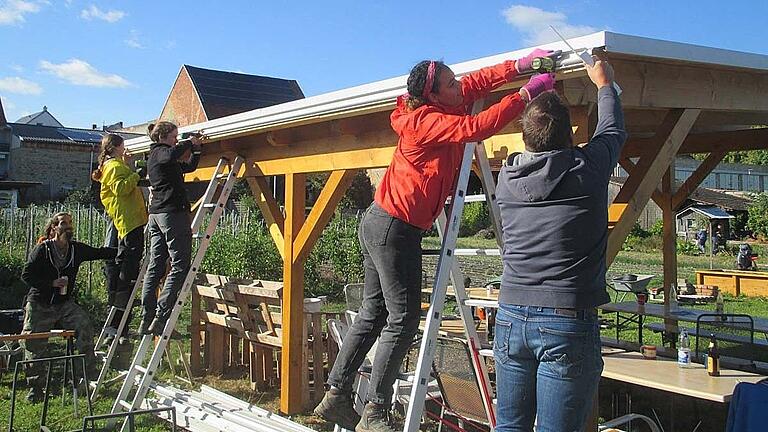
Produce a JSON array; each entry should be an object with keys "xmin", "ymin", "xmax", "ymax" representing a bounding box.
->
[
  {"xmin": 671, "ymin": 150, "xmax": 727, "ymax": 210},
  {"xmin": 293, "ymin": 170, "xmax": 357, "ymax": 262},
  {"xmin": 617, "ymin": 157, "xmax": 665, "ymax": 207},
  {"xmin": 246, "ymin": 176, "xmax": 285, "ymax": 258},
  {"xmin": 608, "ymin": 59, "xmax": 768, "ymax": 111},
  {"xmin": 607, "ymin": 108, "xmax": 701, "ymax": 265},
  {"xmin": 622, "ymin": 127, "xmax": 768, "ymax": 157},
  {"xmin": 280, "ymin": 173, "xmax": 305, "ymax": 414}
]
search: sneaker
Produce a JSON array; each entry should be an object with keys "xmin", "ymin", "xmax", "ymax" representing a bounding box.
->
[
  {"xmin": 138, "ymin": 318, "xmax": 152, "ymax": 335},
  {"xmin": 314, "ymin": 388, "xmax": 361, "ymax": 430},
  {"xmin": 26, "ymin": 387, "xmax": 44, "ymax": 404},
  {"xmin": 147, "ymin": 316, "xmax": 167, "ymax": 336},
  {"xmin": 355, "ymin": 402, "xmax": 396, "ymax": 432}
]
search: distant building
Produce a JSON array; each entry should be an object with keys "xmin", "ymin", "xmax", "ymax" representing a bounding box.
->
[
  {"xmin": 0, "ymin": 105, "xmax": 141, "ymax": 205},
  {"xmin": 615, "ymin": 155, "xmax": 768, "ymax": 193}
]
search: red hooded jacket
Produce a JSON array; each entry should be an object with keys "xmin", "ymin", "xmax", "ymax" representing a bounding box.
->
[{"xmin": 375, "ymin": 60, "xmax": 526, "ymax": 230}]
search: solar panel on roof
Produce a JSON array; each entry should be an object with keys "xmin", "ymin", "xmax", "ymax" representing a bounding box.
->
[{"xmin": 57, "ymin": 128, "xmax": 103, "ymax": 143}]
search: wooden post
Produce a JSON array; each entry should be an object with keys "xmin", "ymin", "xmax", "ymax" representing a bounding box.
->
[
  {"xmin": 190, "ymin": 288, "xmax": 201, "ymax": 376},
  {"xmin": 281, "ymin": 173, "xmax": 306, "ymax": 414},
  {"xmin": 661, "ymin": 165, "xmax": 678, "ymax": 299}
]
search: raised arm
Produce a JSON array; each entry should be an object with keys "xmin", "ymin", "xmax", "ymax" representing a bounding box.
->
[{"xmin": 582, "ymin": 58, "xmax": 627, "ymax": 175}]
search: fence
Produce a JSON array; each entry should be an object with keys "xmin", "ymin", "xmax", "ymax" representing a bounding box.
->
[{"xmin": 0, "ymin": 204, "xmax": 366, "ymax": 296}]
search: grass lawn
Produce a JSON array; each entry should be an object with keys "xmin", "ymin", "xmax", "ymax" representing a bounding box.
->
[{"xmin": 1, "ymin": 239, "xmax": 767, "ymax": 431}]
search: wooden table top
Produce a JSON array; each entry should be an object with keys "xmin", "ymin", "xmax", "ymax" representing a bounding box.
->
[
  {"xmin": 601, "ymin": 350, "xmax": 765, "ymax": 403},
  {"xmin": 599, "ymin": 301, "xmax": 768, "ymax": 333}
]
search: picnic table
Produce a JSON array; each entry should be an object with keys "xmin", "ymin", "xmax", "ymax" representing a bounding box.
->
[{"xmin": 600, "ymin": 349, "xmax": 766, "ymax": 431}]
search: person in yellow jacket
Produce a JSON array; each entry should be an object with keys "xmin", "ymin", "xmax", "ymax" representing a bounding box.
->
[{"xmin": 92, "ymin": 133, "xmax": 148, "ymax": 345}]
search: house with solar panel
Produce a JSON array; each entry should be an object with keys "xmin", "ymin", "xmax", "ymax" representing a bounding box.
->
[{"xmin": 0, "ymin": 105, "xmax": 141, "ymax": 205}]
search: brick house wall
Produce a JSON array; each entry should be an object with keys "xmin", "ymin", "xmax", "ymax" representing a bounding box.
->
[{"xmin": 10, "ymin": 140, "xmax": 95, "ymax": 203}]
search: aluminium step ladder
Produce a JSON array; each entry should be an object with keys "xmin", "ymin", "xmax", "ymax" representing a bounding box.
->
[
  {"xmin": 108, "ymin": 156, "xmax": 243, "ymax": 431},
  {"xmin": 404, "ymin": 100, "xmax": 503, "ymax": 431}
]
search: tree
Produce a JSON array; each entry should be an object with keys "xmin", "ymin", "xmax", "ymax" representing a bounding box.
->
[{"xmin": 747, "ymin": 193, "xmax": 768, "ymax": 239}]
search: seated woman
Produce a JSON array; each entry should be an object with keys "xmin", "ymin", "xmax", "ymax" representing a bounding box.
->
[{"xmin": 20, "ymin": 212, "xmax": 117, "ymax": 402}]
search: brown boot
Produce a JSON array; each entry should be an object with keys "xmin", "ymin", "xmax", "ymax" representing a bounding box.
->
[
  {"xmin": 355, "ymin": 402, "xmax": 396, "ymax": 432},
  {"xmin": 314, "ymin": 387, "xmax": 360, "ymax": 430}
]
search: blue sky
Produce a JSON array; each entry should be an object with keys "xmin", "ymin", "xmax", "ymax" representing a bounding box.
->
[{"xmin": 1, "ymin": 0, "xmax": 766, "ymax": 129}]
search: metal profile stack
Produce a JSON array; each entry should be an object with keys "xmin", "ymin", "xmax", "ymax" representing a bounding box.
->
[{"xmin": 144, "ymin": 383, "xmax": 315, "ymax": 432}]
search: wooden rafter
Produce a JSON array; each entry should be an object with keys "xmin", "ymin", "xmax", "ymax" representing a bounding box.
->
[
  {"xmin": 246, "ymin": 176, "xmax": 285, "ymax": 259},
  {"xmin": 293, "ymin": 169, "xmax": 358, "ymax": 262},
  {"xmin": 281, "ymin": 173, "xmax": 305, "ymax": 414},
  {"xmin": 671, "ymin": 150, "xmax": 727, "ymax": 210},
  {"xmin": 607, "ymin": 108, "xmax": 701, "ymax": 265}
]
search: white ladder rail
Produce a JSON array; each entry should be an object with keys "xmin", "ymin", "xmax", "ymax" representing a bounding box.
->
[{"xmin": 109, "ymin": 156, "xmax": 243, "ymax": 430}]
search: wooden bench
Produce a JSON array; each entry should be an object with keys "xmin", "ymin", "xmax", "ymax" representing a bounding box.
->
[{"xmin": 189, "ymin": 274, "xmax": 343, "ymax": 408}]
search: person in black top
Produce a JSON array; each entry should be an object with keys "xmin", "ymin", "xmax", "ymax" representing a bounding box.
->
[
  {"xmin": 140, "ymin": 121, "xmax": 202, "ymax": 335},
  {"xmin": 21, "ymin": 212, "xmax": 117, "ymax": 402}
]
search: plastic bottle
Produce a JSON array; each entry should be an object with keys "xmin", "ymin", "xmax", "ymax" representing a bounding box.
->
[
  {"xmin": 678, "ymin": 328, "xmax": 691, "ymax": 368},
  {"xmin": 716, "ymin": 291, "xmax": 725, "ymax": 320}
]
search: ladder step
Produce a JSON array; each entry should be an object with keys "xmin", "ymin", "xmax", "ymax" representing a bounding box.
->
[
  {"xmin": 134, "ymin": 365, "xmax": 148, "ymax": 374},
  {"xmin": 202, "ymin": 203, "xmax": 217, "ymax": 208},
  {"xmin": 119, "ymin": 400, "xmax": 133, "ymax": 411},
  {"xmin": 422, "ymin": 248, "xmax": 500, "ymax": 256},
  {"xmin": 479, "ymin": 349, "xmax": 493, "ymax": 357}
]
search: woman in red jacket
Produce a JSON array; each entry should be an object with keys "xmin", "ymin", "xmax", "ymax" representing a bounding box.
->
[{"xmin": 315, "ymin": 50, "xmax": 556, "ymax": 432}]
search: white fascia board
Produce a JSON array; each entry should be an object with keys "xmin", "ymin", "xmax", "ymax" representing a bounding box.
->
[
  {"xmin": 603, "ymin": 31, "xmax": 768, "ymax": 71},
  {"xmin": 124, "ymin": 32, "xmax": 608, "ymax": 153}
]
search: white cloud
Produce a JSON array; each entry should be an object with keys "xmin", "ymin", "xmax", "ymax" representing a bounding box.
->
[
  {"xmin": 0, "ymin": 0, "xmax": 42, "ymax": 25},
  {"xmin": 0, "ymin": 76, "xmax": 42, "ymax": 94},
  {"xmin": 125, "ymin": 29, "xmax": 144, "ymax": 49},
  {"xmin": 9, "ymin": 63, "xmax": 24, "ymax": 73},
  {"xmin": 502, "ymin": 5, "xmax": 597, "ymax": 45},
  {"xmin": 39, "ymin": 59, "xmax": 131, "ymax": 88},
  {"xmin": 80, "ymin": 4, "xmax": 125, "ymax": 23},
  {"xmin": 1, "ymin": 96, "xmax": 16, "ymax": 112}
]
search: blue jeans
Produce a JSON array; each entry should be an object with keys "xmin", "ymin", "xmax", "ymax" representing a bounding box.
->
[{"xmin": 493, "ymin": 304, "xmax": 603, "ymax": 432}]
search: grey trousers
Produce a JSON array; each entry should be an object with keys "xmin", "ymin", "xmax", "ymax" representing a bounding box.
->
[{"xmin": 141, "ymin": 212, "xmax": 191, "ymax": 322}]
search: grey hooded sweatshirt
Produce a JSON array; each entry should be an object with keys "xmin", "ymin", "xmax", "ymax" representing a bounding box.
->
[{"xmin": 495, "ymin": 86, "xmax": 626, "ymax": 309}]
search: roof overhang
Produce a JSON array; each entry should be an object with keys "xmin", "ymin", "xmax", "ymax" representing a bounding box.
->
[{"xmin": 676, "ymin": 205, "xmax": 735, "ymax": 220}]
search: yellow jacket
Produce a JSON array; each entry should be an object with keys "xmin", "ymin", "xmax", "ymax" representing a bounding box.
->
[{"xmin": 99, "ymin": 158, "xmax": 148, "ymax": 238}]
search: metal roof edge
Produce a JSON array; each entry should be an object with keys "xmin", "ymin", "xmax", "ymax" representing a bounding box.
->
[
  {"xmin": 125, "ymin": 33, "xmax": 608, "ymax": 153},
  {"xmin": 603, "ymin": 31, "xmax": 768, "ymax": 70}
]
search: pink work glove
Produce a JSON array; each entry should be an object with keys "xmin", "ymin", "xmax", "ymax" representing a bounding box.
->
[
  {"xmin": 520, "ymin": 73, "xmax": 556, "ymax": 101},
  {"xmin": 516, "ymin": 48, "xmax": 556, "ymax": 73}
]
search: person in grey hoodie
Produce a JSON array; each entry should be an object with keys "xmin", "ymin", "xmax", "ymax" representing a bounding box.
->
[{"xmin": 493, "ymin": 57, "xmax": 625, "ymax": 431}]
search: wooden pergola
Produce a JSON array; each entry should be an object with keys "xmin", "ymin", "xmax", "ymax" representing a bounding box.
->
[{"xmin": 125, "ymin": 31, "xmax": 768, "ymax": 414}]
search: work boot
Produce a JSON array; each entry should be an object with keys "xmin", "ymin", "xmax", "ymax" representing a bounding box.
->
[
  {"xmin": 314, "ymin": 387, "xmax": 361, "ymax": 430},
  {"xmin": 355, "ymin": 402, "xmax": 396, "ymax": 432}
]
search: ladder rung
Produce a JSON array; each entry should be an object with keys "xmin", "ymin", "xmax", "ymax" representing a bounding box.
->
[
  {"xmin": 134, "ymin": 365, "xmax": 148, "ymax": 374},
  {"xmin": 464, "ymin": 299, "xmax": 499, "ymax": 308},
  {"xmin": 118, "ymin": 400, "xmax": 134, "ymax": 411},
  {"xmin": 202, "ymin": 203, "xmax": 217, "ymax": 208},
  {"xmin": 478, "ymin": 349, "xmax": 493, "ymax": 357}
]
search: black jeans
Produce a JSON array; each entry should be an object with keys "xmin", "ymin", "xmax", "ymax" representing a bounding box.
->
[
  {"xmin": 142, "ymin": 212, "xmax": 192, "ymax": 322},
  {"xmin": 327, "ymin": 203, "xmax": 423, "ymax": 405},
  {"xmin": 103, "ymin": 221, "xmax": 144, "ymax": 334}
]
